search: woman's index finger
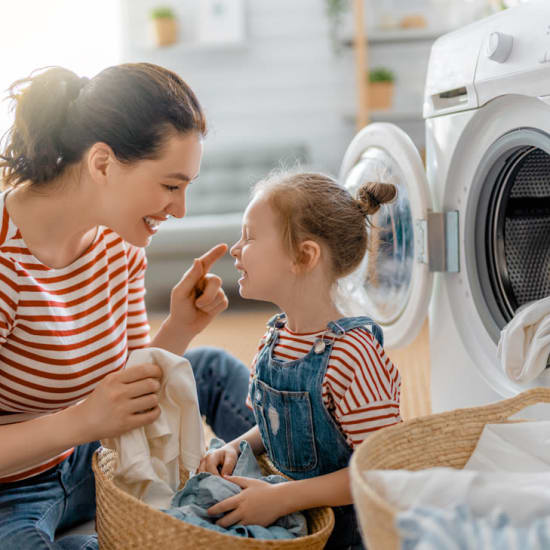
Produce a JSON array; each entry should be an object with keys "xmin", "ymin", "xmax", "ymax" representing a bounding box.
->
[{"xmin": 197, "ymin": 243, "xmax": 228, "ymax": 274}]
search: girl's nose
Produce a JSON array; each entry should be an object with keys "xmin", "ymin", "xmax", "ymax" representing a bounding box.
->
[{"xmin": 230, "ymin": 241, "xmax": 240, "ymax": 257}]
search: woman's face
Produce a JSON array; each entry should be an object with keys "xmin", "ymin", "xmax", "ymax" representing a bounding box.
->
[{"xmin": 101, "ymin": 131, "xmax": 203, "ymax": 247}]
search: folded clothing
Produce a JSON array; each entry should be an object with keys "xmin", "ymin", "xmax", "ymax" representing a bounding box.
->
[
  {"xmin": 101, "ymin": 347, "xmax": 205, "ymax": 509},
  {"xmin": 497, "ymin": 296, "xmax": 550, "ymax": 383},
  {"xmin": 162, "ymin": 438, "xmax": 307, "ymax": 540}
]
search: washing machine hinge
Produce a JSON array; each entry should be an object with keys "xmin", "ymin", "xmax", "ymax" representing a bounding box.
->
[{"xmin": 416, "ymin": 211, "xmax": 459, "ymax": 273}]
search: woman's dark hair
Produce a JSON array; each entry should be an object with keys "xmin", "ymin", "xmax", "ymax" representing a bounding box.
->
[{"xmin": 0, "ymin": 63, "xmax": 206, "ymax": 187}]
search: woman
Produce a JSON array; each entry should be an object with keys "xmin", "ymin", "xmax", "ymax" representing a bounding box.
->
[{"xmin": 0, "ymin": 63, "xmax": 255, "ymax": 549}]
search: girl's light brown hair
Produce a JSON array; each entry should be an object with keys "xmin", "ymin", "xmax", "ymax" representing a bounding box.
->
[{"xmin": 253, "ymin": 171, "xmax": 396, "ymax": 280}]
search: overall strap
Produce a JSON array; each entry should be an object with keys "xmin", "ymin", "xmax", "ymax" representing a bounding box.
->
[
  {"xmin": 266, "ymin": 312, "xmax": 287, "ymax": 329},
  {"xmin": 327, "ymin": 316, "xmax": 384, "ymax": 347}
]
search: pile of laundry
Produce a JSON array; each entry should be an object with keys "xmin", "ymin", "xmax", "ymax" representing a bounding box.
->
[
  {"xmin": 101, "ymin": 347, "xmax": 306, "ymax": 540},
  {"xmin": 365, "ymin": 421, "xmax": 550, "ymax": 549}
]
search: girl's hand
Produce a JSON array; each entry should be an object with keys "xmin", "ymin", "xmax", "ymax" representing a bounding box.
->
[
  {"xmin": 208, "ymin": 476, "xmax": 289, "ymax": 527},
  {"xmin": 75, "ymin": 363, "xmax": 162, "ymax": 441},
  {"xmin": 168, "ymin": 244, "xmax": 229, "ymax": 337},
  {"xmin": 198, "ymin": 444, "xmax": 239, "ymax": 476}
]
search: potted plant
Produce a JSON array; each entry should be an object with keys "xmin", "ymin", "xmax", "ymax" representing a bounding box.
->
[
  {"xmin": 368, "ymin": 67, "xmax": 395, "ymax": 110},
  {"xmin": 150, "ymin": 6, "xmax": 178, "ymax": 47}
]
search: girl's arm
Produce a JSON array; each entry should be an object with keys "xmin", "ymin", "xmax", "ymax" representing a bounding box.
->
[
  {"xmin": 275, "ymin": 467, "xmax": 352, "ymax": 511},
  {"xmin": 208, "ymin": 466, "xmax": 352, "ymax": 527},
  {"xmin": 198, "ymin": 425, "xmax": 265, "ymax": 475}
]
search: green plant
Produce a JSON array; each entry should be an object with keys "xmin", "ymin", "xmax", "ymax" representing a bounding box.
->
[
  {"xmin": 368, "ymin": 67, "xmax": 395, "ymax": 83},
  {"xmin": 150, "ymin": 6, "xmax": 176, "ymax": 19},
  {"xmin": 324, "ymin": 0, "xmax": 350, "ymax": 54}
]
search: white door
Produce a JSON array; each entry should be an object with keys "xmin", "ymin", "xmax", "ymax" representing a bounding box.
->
[{"xmin": 338, "ymin": 123, "xmax": 433, "ymax": 349}]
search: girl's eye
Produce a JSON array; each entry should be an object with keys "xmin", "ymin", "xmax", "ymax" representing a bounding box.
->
[{"xmin": 163, "ymin": 184, "xmax": 180, "ymax": 192}]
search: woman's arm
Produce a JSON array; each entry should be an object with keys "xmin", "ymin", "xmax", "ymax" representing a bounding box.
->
[
  {"xmin": 0, "ymin": 363, "xmax": 162, "ymax": 477},
  {"xmin": 151, "ymin": 244, "xmax": 228, "ymax": 355}
]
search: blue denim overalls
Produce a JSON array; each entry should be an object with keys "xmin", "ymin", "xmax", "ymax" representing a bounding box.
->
[{"xmin": 250, "ymin": 313, "xmax": 385, "ymax": 550}]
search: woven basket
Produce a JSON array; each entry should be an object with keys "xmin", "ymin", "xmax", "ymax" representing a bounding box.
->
[
  {"xmin": 349, "ymin": 387, "xmax": 550, "ymax": 550},
  {"xmin": 92, "ymin": 448, "xmax": 334, "ymax": 549}
]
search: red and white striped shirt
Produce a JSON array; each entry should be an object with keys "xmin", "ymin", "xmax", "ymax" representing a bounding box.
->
[
  {"xmin": 247, "ymin": 322, "xmax": 401, "ymax": 449},
  {"xmin": 0, "ymin": 192, "xmax": 150, "ymax": 482}
]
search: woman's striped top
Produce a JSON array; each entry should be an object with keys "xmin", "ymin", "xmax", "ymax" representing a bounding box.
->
[
  {"xmin": 247, "ymin": 322, "xmax": 401, "ymax": 449},
  {"xmin": 0, "ymin": 191, "xmax": 150, "ymax": 482}
]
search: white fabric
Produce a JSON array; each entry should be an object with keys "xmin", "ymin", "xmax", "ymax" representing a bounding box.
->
[
  {"xmin": 464, "ymin": 421, "xmax": 550, "ymax": 472},
  {"xmin": 362, "ymin": 421, "xmax": 550, "ymax": 527},
  {"xmin": 101, "ymin": 347, "xmax": 205, "ymax": 509},
  {"xmin": 363, "ymin": 468, "xmax": 550, "ymax": 527},
  {"xmin": 497, "ymin": 296, "xmax": 550, "ymax": 383}
]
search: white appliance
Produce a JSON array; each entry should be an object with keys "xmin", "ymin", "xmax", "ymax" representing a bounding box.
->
[{"xmin": 339, "ymin": 1, "xmax": 550, "ymax": 413}]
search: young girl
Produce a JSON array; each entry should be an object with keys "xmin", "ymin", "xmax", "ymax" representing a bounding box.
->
[{"xmin": 199, "ymin": 171, "xmax": 401, "ymax": 549}]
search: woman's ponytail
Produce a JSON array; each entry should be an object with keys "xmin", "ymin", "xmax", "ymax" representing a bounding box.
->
[{"xmin": 0, "ymin": 67, "xmax": 87, "ymax": 187}]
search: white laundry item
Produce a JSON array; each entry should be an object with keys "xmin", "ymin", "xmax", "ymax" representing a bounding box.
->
[
  {"xmin": 497, "ymin": 295, "xmax": 550, "ymax": 383},
  {"xmin": 101, "ymin": 347, "xmax": 205, "ymax": 509},
  {"xmin": 363, "ymin": 468, "xmax": 550, "ymax": 527},
  {"xmin": 364, "ymin": 420, "xmax": 550, "ymax": 526},
  {"xmin": 464, "ymin": 420, "xmax": 550, "ymax": 472}
]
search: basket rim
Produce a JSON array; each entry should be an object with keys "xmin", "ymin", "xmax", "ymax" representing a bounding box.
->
[{"xmin": 92, "ymin": 449, "xmax": 335, "ymax": 545}]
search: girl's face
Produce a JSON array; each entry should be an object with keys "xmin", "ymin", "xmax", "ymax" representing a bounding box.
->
[
  {"xmin": 230, "ymin": 193, "xmax": 295, "ymax": 302},
  {"xmin": 101, "ymin": 131, "xmax": 203, "ymax": 247}
]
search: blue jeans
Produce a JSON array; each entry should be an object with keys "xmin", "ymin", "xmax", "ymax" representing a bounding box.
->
[{"xmin": 0, "ymin": 347, "xmax": 255, "ymax": 549}]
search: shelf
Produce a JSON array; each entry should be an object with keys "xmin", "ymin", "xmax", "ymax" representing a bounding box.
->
[
  {"xmin": 136, "ymin": 40, "xmax": 247, "ymax": 54},
  {"xmin": 343, "ymin": 27, "xmax": 452, "ymax": 46},
  {"xmin": 344, "ymin": 111, "xmax": 423, "ymax": 124}
]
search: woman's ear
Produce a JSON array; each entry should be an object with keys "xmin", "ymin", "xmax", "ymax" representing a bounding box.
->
[
  {"xmin": 86, "ymin": 142, "xmax": 115, "ymax": 185},
  {"xmin": 293, "ymin": 240, "xmax": 321, "ymax": 273}
]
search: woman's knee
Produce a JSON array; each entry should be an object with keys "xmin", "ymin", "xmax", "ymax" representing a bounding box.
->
[{"xmin": 184, "ymin": 347, "xmax": 248, "ymax": 383}]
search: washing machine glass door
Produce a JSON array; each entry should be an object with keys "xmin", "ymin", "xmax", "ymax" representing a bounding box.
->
[{"xmin": 338, "ymin": 123, "xmax": 433, "ymax": 349}]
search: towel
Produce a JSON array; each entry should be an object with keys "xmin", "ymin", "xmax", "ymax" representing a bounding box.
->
[
  {"xmin": 101, "ymin": 347, "xmax": 205, "ymax": 509},
  {"xmin": 497, "ymin": 296, "xmax": 550, "ymax": 383}
]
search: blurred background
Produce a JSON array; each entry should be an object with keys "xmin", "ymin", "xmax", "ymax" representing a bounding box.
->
[{"xmin": 0, "ymin": 0, "xmax": 528, "ymax": 362}]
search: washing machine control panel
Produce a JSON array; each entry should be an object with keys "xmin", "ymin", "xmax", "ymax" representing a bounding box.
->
[{"xmin": 486, "ymin": 31, "xmax": 513, "ymax": 63}]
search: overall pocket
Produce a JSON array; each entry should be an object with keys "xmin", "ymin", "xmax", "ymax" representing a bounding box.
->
[{"xmin": 252, "ymin": 378, "xmax": 318, "ymax": 473}]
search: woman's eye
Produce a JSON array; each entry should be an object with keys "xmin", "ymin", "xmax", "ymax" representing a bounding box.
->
[{"xmin": 163, "ymin": 184, "xmax": 180, "ymax": 192}]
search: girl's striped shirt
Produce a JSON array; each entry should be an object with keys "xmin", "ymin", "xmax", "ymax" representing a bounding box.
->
[
  {"xmin": 0, "ymin": 191, "xmax": 150, "ymax": 482},
  {"xmin": 247, "ymin": 322, "xmax": 401, "ymax": 448}
]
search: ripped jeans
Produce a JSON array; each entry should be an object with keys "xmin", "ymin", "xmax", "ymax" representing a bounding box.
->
[{"xmin": 0, "ymin": 347, "xmax": 255, "ymax": 549}]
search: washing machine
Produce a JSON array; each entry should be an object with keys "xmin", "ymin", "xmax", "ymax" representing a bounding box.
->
[{"xmin": 338, "ymin": 1, "xmax": 550, "ymax": 413}]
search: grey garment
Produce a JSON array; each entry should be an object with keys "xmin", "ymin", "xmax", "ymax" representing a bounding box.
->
[{"xmin": 162, "ymin": 439, "xmax": 308, "ymax": 540}]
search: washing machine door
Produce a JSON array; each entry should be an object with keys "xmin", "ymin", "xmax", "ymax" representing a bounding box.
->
[{"xmin": 338, "ymin": 123, "xmax": 433, "ymax": 349}]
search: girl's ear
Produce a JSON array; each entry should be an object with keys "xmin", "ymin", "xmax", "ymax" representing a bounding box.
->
[
  {"xmin": 293, "ymin": 240, "xmax": 321, "ymax": 273},
  {"xmin": 86, "ymin": 142, "xmax": 116, "ymax": 185}
]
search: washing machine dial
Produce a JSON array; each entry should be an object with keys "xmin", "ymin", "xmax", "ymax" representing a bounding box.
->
[{"xmin": 486, "ymin": 31, "xmax": 514, "ymax": 63}]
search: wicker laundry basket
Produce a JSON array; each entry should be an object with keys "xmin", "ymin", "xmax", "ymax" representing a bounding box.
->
[
  {"xmin": 92, "ymin": 447, "xmax": 334, "ymax": 549},
  {"xmin": 349, "ymin": 387, "xmax": 550, "ymax": 550}
]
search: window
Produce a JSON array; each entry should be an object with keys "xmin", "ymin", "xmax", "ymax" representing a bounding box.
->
[{"xmin": 0, "ymin": 0, "xmax": 121, "ymax": 136}]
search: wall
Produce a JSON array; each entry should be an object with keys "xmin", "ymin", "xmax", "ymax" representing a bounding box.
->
[{"xmin": 119, "ymin": 0, "xmax": 430, "ymax": 176}]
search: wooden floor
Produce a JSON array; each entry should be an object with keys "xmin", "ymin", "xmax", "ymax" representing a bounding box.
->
[{"xmin": 149, "ymin": 305, "xmax": 432, "ymax": 421}]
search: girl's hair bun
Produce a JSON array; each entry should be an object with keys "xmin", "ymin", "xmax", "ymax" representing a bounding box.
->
[{"xmin": 356, "ymin": 181, "xmax": 397, "ymax": 216}]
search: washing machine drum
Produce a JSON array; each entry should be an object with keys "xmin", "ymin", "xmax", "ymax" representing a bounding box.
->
[{"xmin": 476, "ymin": 128, "xmax": 550, "ymax": 330}]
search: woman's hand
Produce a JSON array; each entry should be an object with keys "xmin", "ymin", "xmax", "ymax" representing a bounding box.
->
[
  {"xmin": 75, "ymin": 363, "xmax": 162, "ymax": 441},
  {"xmin": 169, "ymin": 243, "xmax": 229, "ymax": 336},
  {"xmin": 207, "ymin": 476, "xmax": 289, "ymax": 527},
  {"xmin": 198, "ymin": 444, "xmax": 239, "ymax": 476}
]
